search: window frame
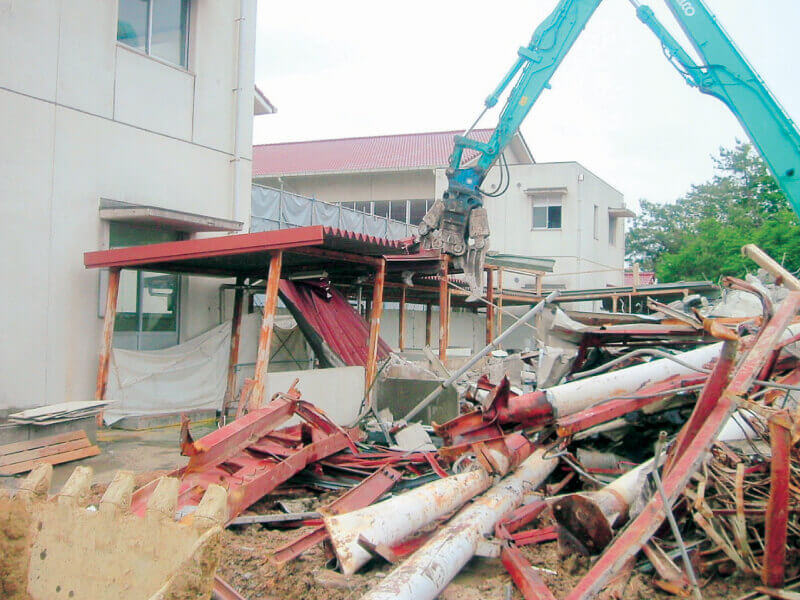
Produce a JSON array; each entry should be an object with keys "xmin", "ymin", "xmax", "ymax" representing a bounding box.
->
[
  {"xmin": 117, "ymin": 0, "xmax": 191, "ymax": 69},
  {"xmin": 530, "ymin": 195, "xmax": 563, "ymax": 231}
]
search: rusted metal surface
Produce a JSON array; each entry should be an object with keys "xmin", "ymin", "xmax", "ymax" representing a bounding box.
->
[
  {"xmin": 270, "ymin": 466, "xmax": 402, "ymax": 565},
  {"xmin": 553, "ymin": 458, "xmax": 654, "ymax": 554},
  {"xmin": 324, "ymin": 467, "xmax": 492, "ymax": 575},
  {"xmin": 221, "ymin": 277, "xmax": 245, "ymax": 421},
  {"xmin": 212, "ymin": 575, "xmax": 250, "ymax": 600},
  {"xmin": 360, "ymin": 448, "xmax": 558, "ymax": 600},
  {"xmin": 248, "ymin": 250, "xmax": 283, "ymax": 412},
  {"xmin": 131, "ymin": 395, "xmax": 356, "ymax": 523},
  {"xmin": 439, "ymin": 255, "xmax": 450, "ymax": 362},
  {"xmin": 642, "ymin": 541, "xmax": 692, "ymax": 597},
  {"xmin": 95, "ymin": 267, "xmax": 120, "ymax": 424},
  {"xmin": 762, "ymin": 412, "xmax": 793, "ymax": 587},
  {"xmin": 501, "ymin": 542, "xmax": 558, "ymax": 600},
  {"xmin": 565, "ymin": 292, "xmax": 800, "ymax": 600},
  {"xmin": 365, "ymin": 259, "xmax": 386, "ymax": 394}
]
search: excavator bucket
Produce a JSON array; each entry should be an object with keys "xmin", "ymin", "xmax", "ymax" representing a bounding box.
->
[{"xmin": 0, "ymin": 463, "xmax": 228, "ymax": 600}]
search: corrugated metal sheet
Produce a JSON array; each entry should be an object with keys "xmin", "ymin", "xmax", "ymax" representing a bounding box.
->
[
  {"xmin": 279, "ymin": 280, "xmax": 391, "ymax": 368},
  {"xmin": 252, "ymin": 130, "xmax": 495, "ymax": 177}
]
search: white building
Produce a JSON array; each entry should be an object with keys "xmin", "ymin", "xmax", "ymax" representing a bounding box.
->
[
  {"xmin": 252, "ymin": 130, "xmax": 633, "ymax": 296},
  {"xmin": 0, "ymin": 1, "xmax": 269, "ymax": 411}
]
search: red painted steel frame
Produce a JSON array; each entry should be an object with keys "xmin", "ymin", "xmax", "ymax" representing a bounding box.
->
[
  {"xmin": 84, "ymin": 226, "xmax": 326, "ymax": 269},
  {"xmin": 270, "ymin": 466, "xmax": 402, "ymax": 564},
  {"xmin": 365, "ymin": 259, "xmax": 387, "ymax": 394},
  {"xmin": 565, "ymin": 292, "xmax": 800, "ymax": 600},
  {"xmin": 221, "ymin": 277, "xmax": 245, "ymax": 419},
  {"xmin": 250, "ymin": 250, "xmax": 283, "ymax": 411},
  {"xmin": 762, "ymin": 413, "xmax": 793, "ymax": 587},
  {"xmin": 502, "ymin": 543, "xmax": 558, "ymax": 600},
  {"xmin": 486, "ymin": 267, "xmax": 495, "ymax": 345},
  {"xmin": 439, "ymin": 256, "xmax": 450, "ymax": 362}
]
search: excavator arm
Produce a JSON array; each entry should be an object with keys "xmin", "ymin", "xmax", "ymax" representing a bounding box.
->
[{"xmin": 420, "ymin": 0, "xmax": 800, "ymax": 298}]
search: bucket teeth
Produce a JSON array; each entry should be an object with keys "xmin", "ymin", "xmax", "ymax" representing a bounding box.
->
[
  {"xmin": 58, "ymin": 465, "xmax": 93, "ymax": 508},
  {"xmin": 146, "ymin": 476, "xmax": 180, "ymax": 522},
  {"xmin": 99, "ymin": 469, "xmax": 136, "ymax": 515},
  {"xmin": 193, "ymin": 483, "xmax": 228, "ymax": 530}
]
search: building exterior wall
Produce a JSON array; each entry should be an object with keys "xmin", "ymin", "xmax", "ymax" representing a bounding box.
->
[
  {"xmin": 0, "ymin": 1, "xmax": 257, "ymax": 410},
  {"xmin": 436, "ymin": 162, "xmax": 627, "ymax": 302}
]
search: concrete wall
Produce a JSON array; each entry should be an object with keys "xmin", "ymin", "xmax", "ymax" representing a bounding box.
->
[{"xmin": 0, "ymin": 1, "xmax": 258, "ymax": 410}]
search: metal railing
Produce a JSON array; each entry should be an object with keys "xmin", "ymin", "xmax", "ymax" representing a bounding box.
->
[{"xmin": 251, "ymin": 184, "xmax": 417, "ymax": 240}]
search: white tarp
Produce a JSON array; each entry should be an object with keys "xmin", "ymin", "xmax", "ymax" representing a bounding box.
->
[
  {"xmin": 103, "ymin": 313, "xmax": 310, "ymax": 425},
  {"xmin": 104, "ymin": 322, "xmax": 230, "ymax": 424}
]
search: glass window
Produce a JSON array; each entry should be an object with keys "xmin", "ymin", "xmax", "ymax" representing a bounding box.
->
[
  {"xmin": 109, "ymin": 223, "xmax": 181, "ymax": 348},
  {"xmin": 408, "ymin": 199, "xmax": 429, "ymax": 226},
  {"xmin": 354, "ymin": 201, "xmax": 372, "ymax": 214},
  {"xmin": 609, "ymin": 215, "xmax": 617, "ymax": 246},
  {"xmin": 117, "ymin": 0, "xmax": 190, "ymax": 68},
  {"xmin": 390, "ymin": 200, "xmax": 408, "ymax": 223},
  {"xmin": 373, "ymin": 201, "xmax": 390, "ymax": 218},
  {"xmin": 531, "ymin": 196, "xmax": 562, "ymax": 229}
]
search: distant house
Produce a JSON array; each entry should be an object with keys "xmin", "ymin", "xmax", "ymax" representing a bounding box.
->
[
  {"xmin": 0, "ymin": 1, "xmax": 271, "ymax": 410},
  {"xmin": 252, "ymin": 130, "xmax": 634, "ymax": 299}
]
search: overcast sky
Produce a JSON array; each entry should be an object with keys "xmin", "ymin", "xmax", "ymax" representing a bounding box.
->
[{"xmin": 252, "ymin": 1, "xmax": 800, "ymax": 211}]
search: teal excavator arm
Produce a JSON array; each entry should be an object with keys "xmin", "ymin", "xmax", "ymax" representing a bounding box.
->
[{"xmin": 420, "ymin": 0, "xmax": 800, "ymax": 298}]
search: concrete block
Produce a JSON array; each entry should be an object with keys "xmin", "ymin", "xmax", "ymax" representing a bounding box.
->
[{"xmin": 376, "ymin": 377, "xmax": 458, "ymax": 425}]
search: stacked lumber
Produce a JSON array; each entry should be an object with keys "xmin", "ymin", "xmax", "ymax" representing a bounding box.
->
[
  {"xmin": 0, "ymin": 430, "xmax": 100, "ymax": 475},
  {"xmin": 8, "ymin": 400, "xmax": 111, "ymax": 425}
]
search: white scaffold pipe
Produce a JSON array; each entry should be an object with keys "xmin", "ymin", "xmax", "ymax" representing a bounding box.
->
[
  {"xmin": 323, "ymin": 467, "xmax": 492, "ymax": 576},
  {"xmin": 359, "ymin": 447, "xmax": 558, "ymax": 600},
  {"xmin": 403, "ymin": 290, "xmax": 560, "ymax": 423}
]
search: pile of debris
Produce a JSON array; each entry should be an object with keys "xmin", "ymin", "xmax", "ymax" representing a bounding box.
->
[{"xmin": 3, "ymin": 246, "xmax": 800, "ymax": 600}]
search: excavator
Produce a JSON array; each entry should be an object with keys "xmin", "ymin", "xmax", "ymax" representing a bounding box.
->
[{"xmin": 419, "ymin": 0, "xmax": 800, "ymax": 297}]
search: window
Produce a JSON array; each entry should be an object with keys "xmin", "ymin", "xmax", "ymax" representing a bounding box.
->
[
  {"xmin": 409, "ymin": 199, "xmax": 433, "ymax": 226},
  {"xmin": 373, "ymin": 201, "xmax": 390, "ymax": 218},
  {"xmin": 593, "ymin": 205, "xmax": 599, "ymax": 240},
  {"xmin": 532, "ymin": 197, "xmax": 562, "ymax": 230},
  {"xmin": 609, "ymin": 215, "xmax": 618, "ymax": 246},
  {"xmin": 390, "ymin": 200, "xmax": 408, "ymax": 222},
  {"xmin": 110, "ymin": 223, "xmax": 181, "ymax": 350},
  {"xmin": 118, "ymin": 0, "xmax": 190, "ymax": 67}
]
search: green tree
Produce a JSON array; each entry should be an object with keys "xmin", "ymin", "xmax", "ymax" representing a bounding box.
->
[{"xmin": 625, "ymin": 141, "xmax": 798, "ymax": 281}]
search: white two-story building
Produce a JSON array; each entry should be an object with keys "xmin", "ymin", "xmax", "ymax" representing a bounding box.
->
[{"xmin": 0, "ymin": 1, "xmax": 269, "ymax": 411}]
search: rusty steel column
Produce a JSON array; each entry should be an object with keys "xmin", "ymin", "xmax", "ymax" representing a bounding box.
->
[
  {"xmin": 250, "ymin": 251, "xmax": 283, "ymax": 411},
  {"xmin": 365, "ymin": 258, "xmax": 386, "ymax": 394},
  {"xmin": 221, "ymin": 277, "xmax": 245, "ymax": 422},
  {"xmin": 360, "ymin": 448, "xmax": 558, "ymax": 600},
  {"xmin": 398, "ymin": 285, "xmax": 407, "ymax": 351},
  {"xmin": 425, "ymin": 303, "xmax": 433, "ymax": 347},
  {"xmin": 763, "ymin": 412, "xmax": 793, "ymax": 587},
  {"xmin": 439, "ymin": 256, "xmax": 450, "ymax": 362},
  {"xmin": 486, "ymin": 267, "xmax": 494, "ymax": 345},
  {"xmin": 95, "ymin": 267, "xmax": 121, "ymax": 425}
]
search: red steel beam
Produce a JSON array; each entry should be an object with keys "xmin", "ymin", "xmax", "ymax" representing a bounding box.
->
[
  {"xmin": 565, "ymin": 291, "xmax": 800, "ymax": 600},
  {"xmin": 293, "ymin": 245, "xmax": 384, "ymax": 267},
  {"xmin": 556, "ymin": 373, "xmax": 708, "ymax": 437},
  {"xmin": 501, "ymin": 543, "xmax": 557, "ymax": 600},
  {"xmin": 439, "ymin": 256, "xmax": 450, "ymax": 362},
  {"xmin": 399, "ymin": 286, "xmax": 407, "ymax": 351},
  {"xmin": 270, "ymin": 466, "xmax": 402, "ymax": 564},
  {"xmin": 762, "ymin": 412, "xmax": 793, "ymax": 587},
  {"xmin": 84, "ymin": 226, "xmax": 325, "ymax": 269},
  {"xmin": 486, "ymin": 267, "xmax": 495, "ymax": 345}
]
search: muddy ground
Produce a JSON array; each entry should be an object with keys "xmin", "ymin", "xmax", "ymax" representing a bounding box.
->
[{"xmin": 216, "ymin": 492, "xmax": 760, "ymax": 600}]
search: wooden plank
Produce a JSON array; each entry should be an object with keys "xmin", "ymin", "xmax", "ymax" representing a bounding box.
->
[
  {"xmin": 229, "ymin": 511, "xmax": 321, "ymax": 525},
  {"xmin": 0, "ymin": 445, "xmax": 100, "ymax": 475},
  {"xmin": 0, "ymin": 438, "xmax": 91, "ymax": 468},
  {"xmin": 0, "ymin": 430, "xmax": 87, "ymax": 456}
]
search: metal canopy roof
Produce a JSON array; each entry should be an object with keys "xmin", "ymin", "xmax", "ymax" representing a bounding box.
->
[{"xmin": 84, "ymin": 226, "xmax": 412, "ymax": 281}]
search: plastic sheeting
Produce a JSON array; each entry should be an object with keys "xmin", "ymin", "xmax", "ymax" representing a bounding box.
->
[
  {"xmin": 251, "ymin": 185, "xmax": 414, "ymax": 240},
  {"xmin": 279, "ymin": 279, "xmax": 392, "ymax": 368},
  {"xmin": 104, "ymin": 313, "xmax": 310, "ymax": 425}
]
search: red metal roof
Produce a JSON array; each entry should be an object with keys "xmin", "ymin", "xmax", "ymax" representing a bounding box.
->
[
  {"xmin": 252, "ymin": 129, "xmax": 495, "ymax": 177},
  {"xmin": 84, "ymin": 226, "xmax": 410, "ymax": 276}
]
